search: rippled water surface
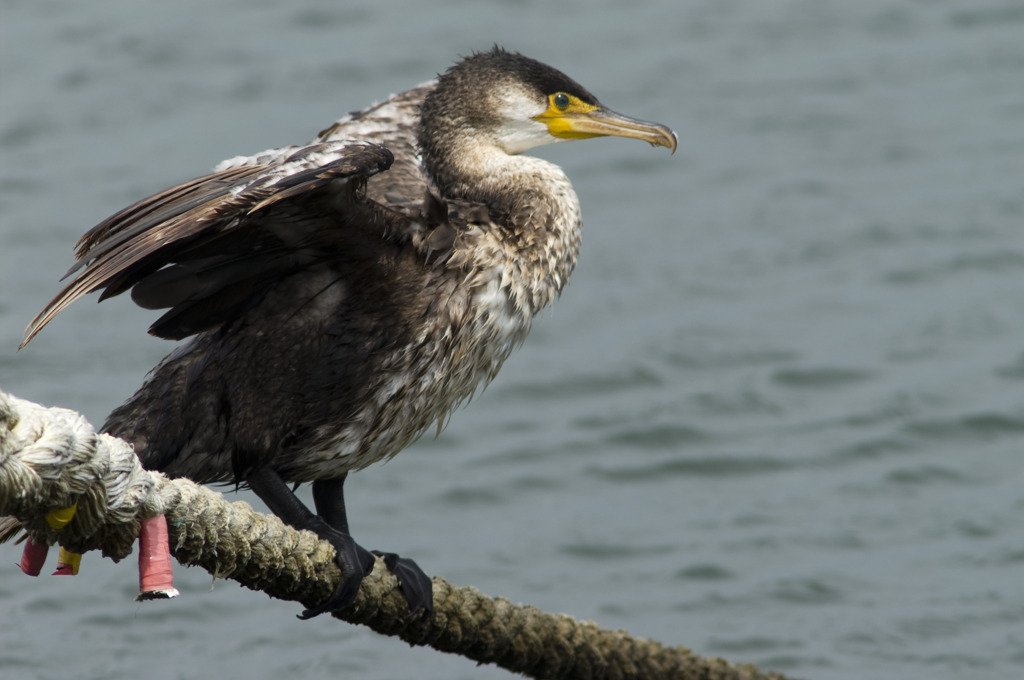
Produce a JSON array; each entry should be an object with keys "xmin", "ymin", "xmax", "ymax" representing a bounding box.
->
[{"xmin": 3, "ymin": 2, "xmax": 1024, "ymax": 679}]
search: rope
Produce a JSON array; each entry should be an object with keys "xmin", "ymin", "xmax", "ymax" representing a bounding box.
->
[{"xmin": 0, "ymin": 388, "xmax": 796, "ymax": 680}]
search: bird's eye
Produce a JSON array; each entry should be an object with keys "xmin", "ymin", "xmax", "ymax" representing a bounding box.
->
[{"xmin": 553, "ymin": 93, "xmax": 570, "ymax": 110}]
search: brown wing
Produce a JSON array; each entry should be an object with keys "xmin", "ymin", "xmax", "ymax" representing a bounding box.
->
[{"xmin": 22, "ymin": 141, "xmax": 395, "ymax": 346}]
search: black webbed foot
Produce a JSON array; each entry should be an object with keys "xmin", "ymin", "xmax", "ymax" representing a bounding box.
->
[
  {"xmin": 297, "ymin": 519, "xmax": 377, "ymax": 620},
  {"xmin": 298, "ymin": 542, "xmax": 432, "ymax": 618},
  {"xmin": 373, "ymin": 550, "xmax": 434, "ymax": 614},
  {"xmin": 247, "ymin": 470, "xmax": 432, "ymax": 619}
]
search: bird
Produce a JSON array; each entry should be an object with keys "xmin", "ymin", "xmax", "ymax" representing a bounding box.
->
[{"xmin": 15, "ymin": 46, "xmax": 677, "ymax": 618}]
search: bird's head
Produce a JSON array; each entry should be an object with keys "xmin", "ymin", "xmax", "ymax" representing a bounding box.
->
[{"xmin": 420, "ymin": 47, "xmax": 677, "ymax": 159}]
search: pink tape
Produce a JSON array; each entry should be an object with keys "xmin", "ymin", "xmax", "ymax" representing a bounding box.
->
[
  {"xmin": 18, "ymin": 538, "xmax": 48, "ymax": 576},
  {"xmin": 137, "ymin": 515, "xmax": 178, "ymax": 599}
]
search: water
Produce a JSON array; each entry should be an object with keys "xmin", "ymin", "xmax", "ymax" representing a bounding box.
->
[{"xmin": 3, "ymin": 1, "xmax": 1024, "ymax": 678}]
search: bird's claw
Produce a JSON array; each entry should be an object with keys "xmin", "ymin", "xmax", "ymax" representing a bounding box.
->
[
  {"xmin": 297, "ymin": 541, "xmax": 434, "ymax": 619},
  {"xmin": 373, "ymin": 551, "xmax": 433, "ymax": 615},
  {"xmin": 297, "ymin": 535, "xmax": 376, "ymax": 620}
]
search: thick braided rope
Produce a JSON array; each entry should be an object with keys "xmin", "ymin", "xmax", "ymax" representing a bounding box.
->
[
  {"xmin": 0, "ymin": 390, "xmax": 163, "ymax": 558},
  {"xmin": 0, "ymin": 389, "xmax": 795, "ymax": 680}
]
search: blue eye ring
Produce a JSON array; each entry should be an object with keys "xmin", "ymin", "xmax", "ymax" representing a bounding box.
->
[{"xmin": 553, "ymin": 93, "xmax": 570, "ymax": 110}]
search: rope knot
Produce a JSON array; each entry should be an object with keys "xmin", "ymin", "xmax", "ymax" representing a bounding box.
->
[{"xmin": 0, "ymin": 391, "xmax": 164, "ymax": 559}]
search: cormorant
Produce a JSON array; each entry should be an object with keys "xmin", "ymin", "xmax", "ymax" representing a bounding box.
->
[{"xmin": 18, "ymin": 47, "xmax": 676, "ymax": 617}]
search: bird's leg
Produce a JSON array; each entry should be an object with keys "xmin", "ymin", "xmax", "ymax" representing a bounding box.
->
[
  {"xmin": 246, "ymin": 467, "xmax": 375, "ymax": 619},
  {"xmin": 311, "ymin": 474, "xmax": 354, "ymax": 534},
  {"xmin": 313, "ymin": 476, "xmax": 434, "ymax": 615}
]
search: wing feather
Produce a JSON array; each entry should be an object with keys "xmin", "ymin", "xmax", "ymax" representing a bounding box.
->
[{"xmin": 22, "ymin": 141, "xmax": 394, "ymax": 346}]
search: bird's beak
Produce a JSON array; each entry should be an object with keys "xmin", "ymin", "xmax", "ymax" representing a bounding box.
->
[{"xmin": 537, "ymin": 106, "xmax": 678, "ymax": 154}]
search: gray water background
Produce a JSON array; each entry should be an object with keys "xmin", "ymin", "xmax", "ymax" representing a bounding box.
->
[{"xmin": 3, "ymin": 1, "xmax": 1024, "ymax": 679}]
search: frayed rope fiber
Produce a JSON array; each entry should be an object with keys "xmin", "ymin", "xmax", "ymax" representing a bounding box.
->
[{"xmin": 0, "ymin": 388, "xmax": 795, "ymax": 680}]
